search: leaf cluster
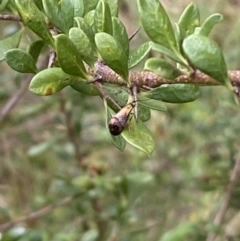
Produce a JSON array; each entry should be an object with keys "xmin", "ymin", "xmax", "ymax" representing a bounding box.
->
[{"xmin": 0, "ymin": 0, "xmax": 233, "ymax": 154}]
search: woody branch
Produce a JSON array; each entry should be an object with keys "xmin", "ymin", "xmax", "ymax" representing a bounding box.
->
[
  {"xmin": 0, "ymin": 14, "xmax": 240, "ymax": 92},
  {"xmin": 95, "ymin": 61, "xmax": 240, "ymax": 89}
]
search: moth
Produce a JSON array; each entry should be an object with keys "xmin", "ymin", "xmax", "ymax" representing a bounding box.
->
[{"xmin": 108, "ymin": 102, "xmax": 136, "ymax": 136}]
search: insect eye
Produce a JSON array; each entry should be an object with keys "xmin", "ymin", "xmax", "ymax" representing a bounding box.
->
[{"xmin": 108, "ymin": 118, "xmax": 124, "ymax": 136}]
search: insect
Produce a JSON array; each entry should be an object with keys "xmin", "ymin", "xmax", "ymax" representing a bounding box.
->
[{"xmin": 108, "ymin": 102, "xmax": 136, "ymax": 136}]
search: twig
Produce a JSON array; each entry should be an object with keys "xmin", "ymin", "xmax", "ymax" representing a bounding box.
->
[
  {"xmin": 128, "ymin": 27, "xmax": 141, "ymax": 41},
  {"xmin": 59, "ymin": 96, "xmax": 82, "ymax": 164},
  {"xmin": 91, "ymin": 198, "xmax": 107, "ymax": 240},
  {"xmin": 93, "ymin": 81, "xmax": 122, "ymax": 110},
  {"xmin": 0, "ymin": 197, "xmax": 72, "ymax": 232},
  {"xmin": 206, "ymin": 152, "xmax": 240, "ymax": 241},
  {"xmin": 0, "ymin": 57, "xmax": 48, "ymax": 123},
  {"xmin": 48, "ymin": 49, "xmax": 56, "ymax": 68},
  {"xmin": 95, "ymin": 61, "xmax": 240, "ymax": 88},
  {"xmin": 0, "ymin": 14, "xmax": 21, "ymax": 22},
  {"xmin": 0, "ymin": 75, "xmax": 32, "ymax": 123}
]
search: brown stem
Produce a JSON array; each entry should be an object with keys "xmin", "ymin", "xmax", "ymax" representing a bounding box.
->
[
  {"xmin": 91, "ymin": 198, "xmax": 107, "ymax": 240},
  {"xmin": 95, "ymin": 62, "xmax": 240, "ymax": 88},
  {"xmin": 59, "ymin": 96, "xmax": 82, "ymax": 164},
  {"xmin": 0, "ymin": 197, "xmax": 72, "ymax": 232},
  {"xmin": 0, "ymin": 14, "xmax": 21, "ymax": 22},
  {"xmin": 206, "ymin": 152, "xmax": 240, "ymax": 241},
  {"xmin": 0, "ymin": 75, "xmax": 31, "ymax": 122},
  {"xmin": 0, "ymin": 56, "xmax": 48, "ymax": 123},
  {"xmin": 93, "ymin": 80, "xmax": 121, "ymax": 110}
]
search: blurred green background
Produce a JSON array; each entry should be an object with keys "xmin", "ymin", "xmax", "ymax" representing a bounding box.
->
[{"xmin": 1, "ymin": 0, "xmax": 240, "ymax": 240}]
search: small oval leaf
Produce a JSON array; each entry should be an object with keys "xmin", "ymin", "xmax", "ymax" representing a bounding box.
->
[
  {"xmin": 59, "ymin": 0, "xmax": 74, "ymax": 32},
  {"xmin": 94, "ymin": 0, "xmax": 113, "ymax": 35},
  {"xmin": 183, "ymin": 34, "xmax": 230, "ymax": 87},
  {"xmin": 83, "ymin": 0, "xmax": 98, "ymax": 15},
  {"xmin": 29, "ymin": 68, "xmax": 77, "ymax": 95},
  {"xmin": 95, "ymin": 32, "xmax": 129, "ymax": 81},
  {"xmin": 72, "ymin": 0, "xmax": 84, "ymax": 18},
  {"xmin": 27, "ymin": 40, "xmax": 46, "ymax": 63},
  {"xmin": 84, "ymin": 10, "xmax": 95, "ymax": 27},
  {"xmin": 5, "ymin": 49, "xmax": 38, "ymax": 73},
  {"xmin": 150, "ymin": 42, "xmax": 189, "ymax": 67},
  {"xmin": 138, "ymin": 97, "xmax": 167, "ymax": 112},
  {"xmin": 112, "ymin": 17, "xmax": 129, "ymax": 58},
  {"xmin": 42, "ymin": 0, "xmax": 66, "ymax": 33},
  {"xmin": 15, "ymin": 0, "xmax": 54, "ymax": 47},
  {"xmin": 0, "ymin": 29, "xmax": 23, "ymax": 62},
  {"xmin": 69, "ymin": 27, "xmax": 94, "ymax": 68},
  {"xmin": 122, "ymin": 118, "xmax": 155, "ymax": 156},
  {"xmin": 198, "ymin": 13, "xmax": 223, "ymax": 37},
  {"xmin": 105, "ymin": 0, "xmax": 118, "ymax": 17},
  {"xmin": 128, "ymin": 41, "xmax": 151, "ymax": 69},
  {"xmin": 71, "ymin": 81, "xmax": 99, "ymax": 96},
  {"xmin": 137, "ymin": 0, "xmax": 177, "ymax": 52},
  {"xmin": 55, "ymin": 34, "xmax": 88, "ymax": 79},
  {"xmin": 139, "ymin": 104, "xmax": 151, "ymax": 122},
  {"xmin": 178, "ymin": 3, "xmax": 200, "ymax": 36},
  {"xmin": 126, "ymin": 172, "xmax": 154, "ymax": 184},
  {"xmin": 142, "ymin": 84, "xmax": 200, "ymax": 103},
  {"xmin": 0, "ymin": 0, "xmax": 10, "ymax": 12},
  {"xmin": 74, "ymin": 17, "xmax": 95, "ymax": 48},
  {"xmin": 144, "ymin": 58, "xmax": 183, "ymax": 79}
]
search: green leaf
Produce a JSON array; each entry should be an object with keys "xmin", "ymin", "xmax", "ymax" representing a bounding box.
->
[
  {"xmin": 61, "ymin": 0, "xmax": 84, "ymax": 31},
  {"xmin": 29, "ymin": 68, "xmax": 77, "ymax": 95},
  {"xmin": 33, "ymin": 0, "xmax": 43, "ymax": 10},
  {"xmin": 105, "ymin": 0, "xmax": 118, "ymax": 17},
  {"xmin": 159, "ymin": 223, "xmax": 194, "ymax": 241},
  {"xmin": 142, "ymin": 84, "xmax": 200, "ymax": 103},
  {"xmin": 0, "ymin": 0, "xmax": 9, "ymax": 12},
  {"xmin": 112, "ymin": 17, "xmax": 129, "ymax": 58},
  {"xmin": 82, "ymin": 0, "xmax": 98, "ymax": 15},
  {"xmin": 94, "ymin": 0, "xmax": 113, "ymax": 34},
  {"xmin": 0, "ymin": 29, "xmax": 23, "ymax": 62},
  {"xmin": 144, "ymin": 58, "xmax": 183, "ymax": 79},
  {"xmin": 27, "ymin": 40, "xmax": 46, "ymax": 62},
  {"xmin": 183, "ymin": 34, "xmax": 230, "ymax": 87},
  {"xmin": 95, "ymin": 32, "xmax": 129, "ymax": 81},
  {"xmin": 198, "ymin": 14, "xmax": 223, "ymax": 37},
  {"xmin": 81, "ymin": 230, "xmax": 99, "ymax": 241},
  {"xmin": 138, "ymin": 97, "xmax": 167, "ymax": 111},
  {"xmin": 178, "ymin": 3, "xmax": 200, "ymax": 37},
  {"xmin": 104, "ymin": 99, "xmax": 126, "ymax": 151},
  {"xmin": 102, "ymin": 85, "xmax": 128, "ymax": 110},
  {"xmin": 128, "ymin": 41, "xmax": 151, "ymax": 69},
  {"xmin": 72, "ymin": 0, "xmax": 84, "ymax": 18},
  {"xmin": 60, "ymin": 0, "xmax": 75, "ymax": 32},
  {"xmin": 28, "ymin": 138, "xmax": 57, "ymax": 157},
  {"xmin": 137, "ymin": 0, "xmax": 177, "ymax": 52},
  {"xmin": 55, "ymin": 34, "xmax": 88, "ymax": 79},
  {"xmin": 42, "ymin": 0, "xmax": 66, "ymax": 33},
  {"xmin": 126, "ymin": 172, "xmax": 154, "ymax": 184},
  {"xmin": 122, "ymin": 118, "xmax": 155, "ymax": 156},
  {"xmin": 69, "ymin": 27, "xmax": 94, "ymax": 68},
  {"xmin": 84, "ymin": 10, "xmax": 95, "ymax": 27},
  {"xmin": 5, "ymin": 49, "xmax": 38, "ymax": 73},
  {"xmin": 71, "ymin": 81, "xmax": 99, "ymax": 96},
  {"xmin": 15, "ymin": 0, "xmax": 54, "ymax": 48},
  {"xmin": 43, "ymin": 0, "xmax": 84, "ymax": 33},
  {"xmin": 74, "ymin": 17, "xmax": 95, "ymax": 48},
  {"xmin": 150, "ymin": 42, "xmax": 189, "ymax": 67},
  {"xmin": 139, "ymin": 105, "xmax": 151, "ymax": 122}
]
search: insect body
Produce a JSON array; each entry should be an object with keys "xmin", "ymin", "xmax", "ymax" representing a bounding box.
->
[{"xmin": 108, "ymin": 102, "xmax": 135, "ymax": 136}]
